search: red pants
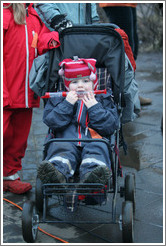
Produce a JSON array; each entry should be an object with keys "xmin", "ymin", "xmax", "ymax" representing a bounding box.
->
[{"xmin": 3, "ymin": 108, "xmax": 32, "ymax": 177}]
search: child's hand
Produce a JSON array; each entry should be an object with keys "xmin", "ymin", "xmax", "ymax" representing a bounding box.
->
[
  {"xmin": 66, "ymin": 91, "xmax": 78, "ymax": 105},
  {"xmin": 83, "ymin": 92, "xmax": 98, "ymax": 109}
]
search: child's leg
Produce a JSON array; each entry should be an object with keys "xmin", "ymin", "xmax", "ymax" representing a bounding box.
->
[
  {"xmin": 79, "ymin": 142, "xmax": 111, "ymax": 184},
  {"xmin": 38, "ymin": 142, "xmax": 81, "ymax": 182}
]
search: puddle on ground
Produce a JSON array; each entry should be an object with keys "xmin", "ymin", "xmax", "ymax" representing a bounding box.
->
[
  {"xmin": 151, "ymin": 85, "xmax": 163, "ymax": 93},
  {"xmin": 151, "ymin": 71, "xmax": 163, "ymax": 81},
  {"xmin": 119, "ymin": 123, "xmax": 141, "ymax": 170},
  {"xmin": 119, "ymin": 146, "xmax": 140, "ymax": 171},
  {"xmin": 136, "ymin": 70, "xmax": 163, "ymax": 82}
]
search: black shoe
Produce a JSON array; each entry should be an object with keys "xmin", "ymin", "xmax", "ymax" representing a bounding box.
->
[
  {"xmin": 37, "ymin": 161, "xmax": 66, "ymax": 183},
  {"xmin": 81, "ymin": 166, "xmax": 111, "ymax": 185}
]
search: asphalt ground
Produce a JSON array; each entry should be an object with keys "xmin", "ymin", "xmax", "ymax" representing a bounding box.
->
[{"xmin": 2, "ymin": 51, "xmax": 164, "ymax": 244}]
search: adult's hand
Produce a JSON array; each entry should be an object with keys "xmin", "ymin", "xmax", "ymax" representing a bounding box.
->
[{"xmin": 50, "ymin": 14, "xmax": 73, "ymax": 32}]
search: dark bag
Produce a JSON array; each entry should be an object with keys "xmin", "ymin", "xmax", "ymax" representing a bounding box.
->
[{"xmin": 29, "ymin": 50, "xmax": 55, "ymax": 97}]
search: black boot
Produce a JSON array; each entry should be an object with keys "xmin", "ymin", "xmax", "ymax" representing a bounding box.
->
[
  {"xmin": 81, "ymin": 166, "xmax": 111, "ymax": 185},
  {"xmin": 37, "ymin": 161, "xmax": 66, "ymax": 183}
]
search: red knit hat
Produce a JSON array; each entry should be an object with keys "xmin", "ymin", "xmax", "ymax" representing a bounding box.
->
[{"xmin": 58, "ymin": 57, "xmax": 98, "ymax": 90}]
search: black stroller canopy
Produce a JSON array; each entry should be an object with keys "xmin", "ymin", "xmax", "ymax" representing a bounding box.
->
[{"xmin": 47, "ymin": 24, "xmax": 125, "ymax": 105}]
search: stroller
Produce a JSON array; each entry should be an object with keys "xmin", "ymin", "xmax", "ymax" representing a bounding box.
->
[{"xmin": 22, "ymin": 24, "xmax": 136, "ymax": 243}]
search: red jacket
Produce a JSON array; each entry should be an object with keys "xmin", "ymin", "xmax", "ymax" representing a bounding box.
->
[{"xmin": 3, "ymin": 3, "xmax": 60, "ymax": 108}]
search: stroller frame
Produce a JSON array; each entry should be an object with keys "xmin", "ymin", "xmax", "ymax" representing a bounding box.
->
[{"xmin": 22, "ymin": 24, "xmax": 136, "ymax": 243}]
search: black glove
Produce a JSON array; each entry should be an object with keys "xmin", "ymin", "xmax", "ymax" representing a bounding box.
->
[{"xmin": 50, "ymin": 14, "xmax": 73, "ymax": 32}]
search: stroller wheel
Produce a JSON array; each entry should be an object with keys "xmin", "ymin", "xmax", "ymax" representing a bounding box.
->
[
  {"xmin": 35, "ymin": 177, "xmax": 44, "ymax": 212},
  {"xmin": 22, "ymin": 201, "xmax": 39, "ymax": 243},
  {"xmin": 125, "ymin": 173, "xmax": 136, "ymax": 212},
  {"xmin": 122, "ymin": 201, "xmax": 134, "ymax": 243}
]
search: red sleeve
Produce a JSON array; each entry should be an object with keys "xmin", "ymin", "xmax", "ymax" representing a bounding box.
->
[
  {"xmin": 37, "ymin": 24, "xmax": 60, "ymax": 55},
  {"xmin": 3, "ymin": 20, "xmax": 12, "ymax": 107},
  {"xmin": 3, "ymin": 63, "xmax": 12, "ymax": 108},
  {"xmin": 3, "ymin": 8, "xmax": 12, "ymax": 30},
  {"xmin": 115, "ymin": 28, "xmax": 136, "ymax": 71}
]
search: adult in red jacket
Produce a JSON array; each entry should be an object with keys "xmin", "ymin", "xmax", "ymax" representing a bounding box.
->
[{"xmin": 3, "ymin": 3, "xmax": 60, "ymax": 194}]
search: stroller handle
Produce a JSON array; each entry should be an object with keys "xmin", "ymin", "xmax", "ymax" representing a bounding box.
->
[{"xmin": 41, "ymin": 89, "xmax": 107, "ymax": 98}]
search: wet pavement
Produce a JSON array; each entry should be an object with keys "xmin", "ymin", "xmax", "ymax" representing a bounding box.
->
[{"xmin": 3, "ymin": 51, "xmax": 163, "ymax": 244}]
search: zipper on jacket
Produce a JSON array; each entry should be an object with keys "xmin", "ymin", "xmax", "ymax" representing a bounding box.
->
[
  {"xmin": 77, "ymin": 101, "xmax": 84, "ymax": 146},
  {"xmin": 25, "ymin": 23, "xmax": 29, "ymax": 108}
]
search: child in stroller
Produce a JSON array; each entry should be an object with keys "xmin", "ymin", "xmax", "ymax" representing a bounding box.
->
[{"xmin": 37, "ymin": 57, "xmax": 119, "ymax": 185}]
